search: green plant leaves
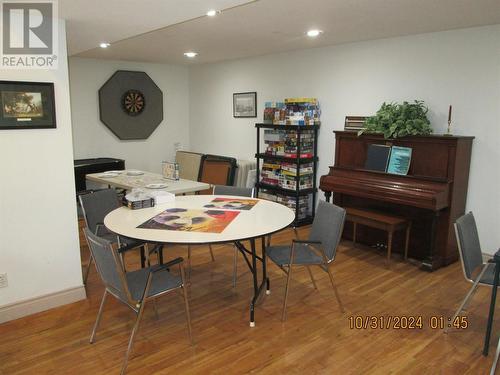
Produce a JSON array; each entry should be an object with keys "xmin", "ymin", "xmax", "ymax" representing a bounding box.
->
[{"xmin": 360, "ymin": 100, "xmax": 433, "ymax": 139}]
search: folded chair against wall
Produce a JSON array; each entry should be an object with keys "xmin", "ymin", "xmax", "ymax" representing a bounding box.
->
[
  {"xmin": 84, "ymin": 229, "xmax": 193, "ymax": 375},
  {"xmin": 175, "ymin": 151, "xmax": 203, "ymax": 181},
  {"xmin": 445, "ymin": 212, "xmax": 497, "ymax": 334},
  {"xmin": 79, "ymin": 189, "xmax": 147, "ymax": 284},
  {"xmin": 267, "ymin": 201, "xmax": 346, "ymax": 321}
]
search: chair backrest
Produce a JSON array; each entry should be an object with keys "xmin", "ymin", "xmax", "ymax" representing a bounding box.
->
[
  {"xmin": 309, "ymin": 201, "xmax": 346, "ymax": 261},
  {"xmin": 175, "ymin": 151, "xmax": 203, "ymax": 180},
  {"xmin": 198, "ymin": 154, "xmax": 238, "ymax": 194},
  {"xmin": 455, "ymin": 212, "xmax": 483, "ymax": 281},
  {"xmin": 84, "ymin": 228, "xmax": 132, "ymax": 302},
  {"xmin": 213, "ymin": 185, "xmax": 254, "ymax": 197},
  {"xmin": 79, "ymin": 189, "xmax": 120, "ymax": 234},
  {"xmin": 246, "ymin": 169, "xmax": 257, "ymax": 189}
]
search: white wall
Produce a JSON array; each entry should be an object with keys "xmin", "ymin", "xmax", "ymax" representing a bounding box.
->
[
  {"xmin": 0, "ymin": 21, "xmax": 84, "ymax": 309},
  {"xmin": 69, "ymin": 58, "xmax": 189, "ymax": 174},
  {"xmin": 189, "ymin": 25, "xmax": 500, "ymax": 254}
]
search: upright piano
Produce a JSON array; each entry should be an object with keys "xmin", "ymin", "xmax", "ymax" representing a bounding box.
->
[{"xmin": 320, "ymin": 131, "xmax": 474, "ymax": 271}]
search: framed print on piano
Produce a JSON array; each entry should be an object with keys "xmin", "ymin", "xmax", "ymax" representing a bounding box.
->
[{"xmin": 0, "ymin": 81, "xmax": 56, "ymax": 130}]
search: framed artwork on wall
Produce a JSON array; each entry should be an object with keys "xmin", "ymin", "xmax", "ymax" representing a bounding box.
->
[
  {"xmin": 233, "ymin": 92, "xmax": 257, "ymax": 118},
  {"xmin": 0, "ymin": 81, "xmax": 56, "ymax": 129}
]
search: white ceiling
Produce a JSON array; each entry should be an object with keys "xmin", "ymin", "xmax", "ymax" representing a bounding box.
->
[
  {"xmin": 67, "ymin": 0, "xmax": 500, "ymax": 65},
  {"xmin": 60, "ymin": 0, "xmax": 255, "ymax": 55}
]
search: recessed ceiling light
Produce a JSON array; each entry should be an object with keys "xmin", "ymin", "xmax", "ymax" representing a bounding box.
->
[
  {"xmin": 206, "ymin": 9, "xmax": 219, "ymax": 17},
  {"xmin": 184, "ymin": 51, "xmax": 198, "ymax": 58},
  {"xmin": 306, "ymin": 29, "xmax": 322, "ymax": 37},
  {"xmin": 99, "ymin": 42, "xmax": 110, "ymax": 48}
]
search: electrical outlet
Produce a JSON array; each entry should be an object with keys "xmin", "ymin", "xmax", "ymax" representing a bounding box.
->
[{"xmin": 0, "ymin": 273, "xmax": 8, "ymax": 288}]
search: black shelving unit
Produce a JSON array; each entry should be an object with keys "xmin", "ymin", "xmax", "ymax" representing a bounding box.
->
[{"xmin": 255, "ymin": 123, "xmax": 320, "ymax": 226}]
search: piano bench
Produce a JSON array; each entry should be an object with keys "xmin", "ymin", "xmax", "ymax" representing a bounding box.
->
[{"xmin": 345, "ymin": 207, "xmax": 411, "ymax": 265}]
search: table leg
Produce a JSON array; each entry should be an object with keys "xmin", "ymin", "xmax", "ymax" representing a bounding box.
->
[
  {"xmin": 234, "ymin": 238, "xmax": 269, "ymax": 327},
  {"xmin": 483, "ymin": 262, "xmax": 500, "ymax": 356},
  {"xmin": 140, "ymin": 246, "xmax": 146, "ymax": 268},
  {"xmin": 262, "ymin": 236, "xmax": 270, "ymax": 294},
  {"xmin": 250, "ymin": 238, "xmax": 258, "ymax": 327},
  {"xmin": 159, "ymin": 245, "xmax": 164, "ymax": 264}
]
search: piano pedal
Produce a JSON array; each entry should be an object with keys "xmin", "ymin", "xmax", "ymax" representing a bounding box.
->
[{"xmin": 371, "ymin": 243, "xmax": 387, "ymax": 250}]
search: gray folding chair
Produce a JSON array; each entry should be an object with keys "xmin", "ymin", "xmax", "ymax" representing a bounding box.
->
[
  {"xmin": 267, "ymin": 201, "xmax": 346, "ymax": 321},
  {"xmin": 84, "ymin": 229, "xmax": 193, "ymax": 375},
  {"xmin": 79, "ymin": 189, "xmax": 146, "ymax": 284},
  {"xmin": 445, "ymin": 212, "xmax": 497, "ymax": 334}
]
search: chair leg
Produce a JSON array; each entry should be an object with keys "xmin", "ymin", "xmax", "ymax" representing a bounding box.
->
[
  {"xmin": 187, "ymin": 245, "xmax": 192, "ymax": 280},
  {"xmin": 90, "ymin": 289, "xmax": 108, "ymax": 343},
  {"xmin": 208, "ymin": 244, "xmax": 215, "ymax": 262},
  {"xmin": 307, "ymin": 266, "xmax": 318, "ymax": 290},
  {"xmin": 83, "ymin": 253, "xmax": 93, "ymax": 285},
  {"xmin": 326, "ymin": 266, "xmax": 345, "ymax": 313},
  {"xmin": 232, "ymin": 244, "xmax": 238, "ymax": 288},
  {"xmin": 444, "ymin": 279, "xmax": 481, "ymax": 333},
  {"xmin": 282, "ymin": 265, "xmax": 293, "ymax": 322},
  {"xmin": 121, "ymin": 301, "xmax": 147, "ymax": 375},
  {"xmin": 490, "ymin": 335, "xmax": 500, "ymax": 375},
  {"xmin": 152, "ymin": 298, "xmax": 159, "ymax": 320},
  {"xmin": 180, "ymin": 264, "xmax": 194, "ymax": 344}
]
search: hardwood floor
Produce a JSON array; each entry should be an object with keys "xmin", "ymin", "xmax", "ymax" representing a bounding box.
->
[{"xmin": 0, "ymin": 224, "xmax": 497, "ymax": 374}]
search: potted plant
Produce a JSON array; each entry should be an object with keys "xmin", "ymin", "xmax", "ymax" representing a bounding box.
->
[{"xmin": 359, "ymin": 100, "xmax": 433, "ymax": 139}]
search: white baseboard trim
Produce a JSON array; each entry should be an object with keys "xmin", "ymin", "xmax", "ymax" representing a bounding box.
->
[
  {"xmin": 0, "ymin": 285, "xmax": 87, "ymax": 324},
  {"xmin": 483, "ymin": 252, "xmax": 493, "ymax": 262}
]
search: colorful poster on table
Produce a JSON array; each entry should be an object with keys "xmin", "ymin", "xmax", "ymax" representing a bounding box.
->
[
  {"xmin": 137, "ymin": 208, "xmax": 239, "ymax": 233},
  {"xmin": 203, "ymin": 197, "xmax": 259, "ymax": 211}
]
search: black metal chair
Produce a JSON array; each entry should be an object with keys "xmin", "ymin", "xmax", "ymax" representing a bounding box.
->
[
  {"xmin": 445, "ymin": 212, "xmax": 497, "ymax": 334},
  {"xmin": 267, "ymin": 201, "xmax": 346, "ymax": 321},
  {"xmin": 79, "ymin": 189, "xmax": 146, "ymax": 284},
  {"xmin": 84, "ymin": 229, "xmax": 193, "ymax": 375}
]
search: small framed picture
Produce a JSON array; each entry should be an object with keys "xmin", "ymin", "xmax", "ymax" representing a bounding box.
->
[
  {"xmin": 0, "ymin": 81, "xmax": 56, "ymax": 130},
  {"xmin": 233, "ymin": 92, "xmax": 257, "ymax": 118}
]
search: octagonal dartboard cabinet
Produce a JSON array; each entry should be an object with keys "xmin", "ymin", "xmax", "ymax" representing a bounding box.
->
[{"xmin": 98, "ymin": 70, "xmax": 163, "ymax": 140}]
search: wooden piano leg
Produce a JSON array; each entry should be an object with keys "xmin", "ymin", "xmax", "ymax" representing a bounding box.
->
[
  {"xmin": 324, "ymin": 191, "xmax": 332, "ymax": 203},
  {"xmin": 421, "ymin": 211, "xmax": 440, "ymax": 272}
]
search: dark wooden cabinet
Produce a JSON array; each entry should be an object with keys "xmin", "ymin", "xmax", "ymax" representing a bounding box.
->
[
  {"xmin": 74, "ymin": 158, "xmax": 125, "ymax": 193},
  {"xmin": 319, "ymin": 131, "xmax": 474, "ymax": 270}
]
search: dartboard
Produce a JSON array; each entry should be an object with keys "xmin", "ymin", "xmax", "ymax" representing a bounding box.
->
[{"xmin": 122, "ymin": 89, "xmax": 145, "ymax": 116}]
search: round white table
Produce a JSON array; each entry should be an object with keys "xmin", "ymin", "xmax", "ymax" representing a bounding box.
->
[{"xmin": 104, "ymin": 195, "xmax": 295, "ymax": 326}]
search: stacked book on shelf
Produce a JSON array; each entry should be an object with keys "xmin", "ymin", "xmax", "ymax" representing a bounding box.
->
[
  {"xmin": 258, "ymin": 189, "xmax": 310, "ymax": 220},
  {"xmin": 277, "ymin": 195, "xmax": 310, "ymax": 220},
  {"xmin": 263, "ymin": 98, "xmax": 320, "ymax": 126},
  {"xmin": 260, "ymin": 127, "xmax": 315, "ymax": 191},
  {"xmin": 263, "ymin": 129, "xmax": 314, "ymax": 158}
]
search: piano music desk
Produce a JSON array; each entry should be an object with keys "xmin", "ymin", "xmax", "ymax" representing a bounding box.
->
[{"xmin": 346, "ymin": 207, "xmax": 411, "ymax": 265}]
